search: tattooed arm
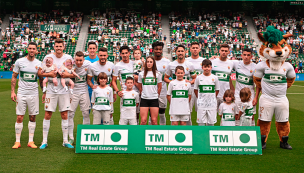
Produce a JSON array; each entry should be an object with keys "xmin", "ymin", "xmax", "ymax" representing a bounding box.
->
[{"xmin": 11, "ymin": 72, "xmax": 18, "ymax": 102}]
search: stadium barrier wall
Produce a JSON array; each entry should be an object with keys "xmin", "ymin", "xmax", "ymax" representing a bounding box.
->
[{"xmin": 76, "ymin": 125, "xmax": 262, "ymax": 155}]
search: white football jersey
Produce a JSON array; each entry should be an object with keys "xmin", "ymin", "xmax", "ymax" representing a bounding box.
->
[
  {"xmin": 91, "ymin": 86, "xmax": 113, "ymax": 110},
  {"xmin": 138, "ymin": 71, "xmax": 162, "ymax": 99},
  {"xmin": 88, "ymin": 61, "xmax": 114, "ymax": 86},
  {"xmin": 155, "ymin": 58, "xmax": 170, "ymax": 97},
  {"xmin": 186, "ymin": 56, "xmax": 205, "ymax": 87},
  {"xmin": 73, "ymin": 60, "xmax": 91, "ymax": 94},
  {"xmin": 165, "ymin": 60, "xmax": 196, "ymax": 80},
  {"xmin": 120, "ymin": 90, "xmax": 140, "ymax": 119}
]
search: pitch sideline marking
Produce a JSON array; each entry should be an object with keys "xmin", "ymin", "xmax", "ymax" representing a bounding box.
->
[{"xmin": 292, "ymin": 85, "xmax": 304, "ymax": 88}]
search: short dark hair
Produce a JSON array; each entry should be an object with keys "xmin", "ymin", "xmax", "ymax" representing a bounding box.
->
[
  {"xmin": 152, "ymin": 41, "xmax": 164, "ymax": 49},
  {"xmin": 202, "ymin": 59, "xmax": 212, "ymax": 67},
  {"xmin": 54, "ymin": 38, "xmax": 64, "ymax": 45},
  {"xmin": 190, "ymin": 42, "xmax": 199, "ymax": 47},
  {"xmin": 125, "ymin": 77, "xmax": 134, "ymax": 83},
  {"xmin": 75, "ymin": 51, "xmax": 84, "ymax": 58},
  {"xmin": 242, "ymin": 48, "xmax": 252, "ymax": 54},
  {"xmin": 97, "ymin": 72, "xmax": 108, "ymax": 85},
  {"xmin": 175, "ymin": 44, "xmax": 185, "ymax": 52},
  {"xmin": 88, "ymin": 41, "xmax": 97, "ymax": 48},
  {"xmin": 220, "ymin": 44, "xmax": 229, "ymax": 49},
  {"xmin": 175, "ymin": 66, "xmax": 185, "ymax": 73},
  {"xmin": 99, "ymin": 47, "xmax": 108, "ymax": 52},
  {"xmin": 28, "ymin": 42, "xmax": 37, "ymax": 48},
  {"xmin": 120, "ymin": 45, "xmax": 130, "ymax": 53}
]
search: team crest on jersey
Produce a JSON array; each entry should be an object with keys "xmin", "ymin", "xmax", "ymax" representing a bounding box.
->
[
  {"xmin": 232, "ymin": 108, "xmax": 234, "ymax": 111},
  {"xmin": 212, "ymin": 78, "xmax": 214, "ymax": 82},
  {"xmin": 200, "ymin": 63, "xmax": 202, "ymax": 66},
  {"xmin": 163, "ymin": 65, "xmax": 166, "ymax": 69},
  {"xmin": 283, "ymin": 68, "xmax": 286, "ymax": 72},
  {"xmin": 107, "ymin": 92, "xmax": 109, "ymax": 95},
  {"xmin": 35, "ymin": 66, "xmax": 38, "ymax": 69},
  {"xmin": 45, "ymin": 105, "xmax": 48, "ymax": 109},
  {"xmin": 185, "ymin": 84, "xmax": 187, "ymax": 86},
  {"xmin": 85, "ymin": 68, "xmax": 88, "ymax": 71},
  {"xmin": 108, "ymin": 68, "xmax": 111, "ymax": 72},
  {"xmin": 132, "ymin": 93, "xmax": 134, "ymax": 96},
  {"xmin": 250, "ymin": 70, "xmax": 253, "ymax": 73},
  {"xmin": 228, "ymin": 66, "xmax": 231, "ymax": 70},
  {"xmin": 186, "ymin": 67, "xmax": 189, "ymax": 71}
]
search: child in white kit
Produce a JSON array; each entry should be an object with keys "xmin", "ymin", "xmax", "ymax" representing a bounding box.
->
[
  {"xmin": 238, "ymin": 87, "xmax": 254, "ymax": 126},
  {"xmin": 167, "ymin": 66, "xmax": 192, "ymax": 126},
  {"xmin": 218, "ymin": 89, "xmax": 237, "ymax": 126},
  {"xmin": 91, "ymin": 72, "xmax": 113, "ymax": 125},
  {"xmin": 58, "ymin": 59, "xmax": 80, "ymax": 94},
  {"xmin": 119, "ymin": 77, "xmax": 140, "ymax": 125},
  {"xmin": 194, "ymin": 59, "xmax": 220, "ymax": 126},
  {"xmin": 42, "ymin": 57, "xmax": 58, "ymax": 92},
  {"xmin": 133, "ymin": 49, "xmax": 145, "ymax": 75}
]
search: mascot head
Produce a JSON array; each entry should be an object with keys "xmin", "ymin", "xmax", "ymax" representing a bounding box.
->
[{"xmin": 258, "ymin": 26, "xmax": 293, "ymax": 70}]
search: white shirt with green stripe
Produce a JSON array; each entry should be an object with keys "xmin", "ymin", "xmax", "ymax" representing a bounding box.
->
[
  {"xmin": 155, "ymin": 58, "xmax": 170, "ymax": 97},
  {"xmin": 254, "ymin": 61, "xmax": 295, "ymax": 99},
  {"xmin": 211, "ymin": 58, "xmax": 234, "ymax": 99},
  {"xmin": 91, "ymin": 86, "xmax": 113, "ymax": 110},
  {"xmin": 113, "ymin": 61, "xmax": 139, "ymax": 92},
  {"xmin": 138, "ymin": 71, "xmax": 162, "ymax": 99},
  {"xmin": 194, "ymin": 74, "xmax": 220, "ymax": 110},
  {"xmin": 218, "ymin": 102, "xmax": 237, "ymax": 126},
  {"xmin": 186, "ymin": 56, "xmax": 205, "ymax": 87},
  {"xmin": 120, "ymin": 90, "xmax": 140, "ymax": 119},
  {"xmin": 13, "ymin": 57, "xmax": 42, "ymax": 96},
  {"xmin": 88, "ymin": 61, "xmax": 114, "ymax": 86},
  {"xmin": 73, "ymin": 60, "xmax": 91, "ymax": 94},
  {"xmin": 239, "ymin": 101, "xmax": 254, "ymax": 118},
  {"xmin": 232, "ymin": 60, "xmax": 256, "ymax": 98},
  {"xmin": 165, "ymin": 60, "xmax": 196, "ymax": 81},
  {"xmin": 167, "ymin": 80, "xmax": 192, "ymax": 115}
]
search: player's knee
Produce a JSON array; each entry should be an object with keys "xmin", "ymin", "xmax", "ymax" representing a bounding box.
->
[
  {"xmin": 61, "ymin": 111, "xmax": 68, "ymax": 120},
  {"xmin": 16, "ymin": 115, "xmax": 24, "ymax": 123},
  {"xmin": 159, "ymin": 108, "xmax": 166, "ymax": 114},
  {"xmin": 29, "ymin": 115, "xmax": 36, "ymax": 122},
  {"xmin": 44, "ymin": 111, "xmax": 52, "ymax": 120}
]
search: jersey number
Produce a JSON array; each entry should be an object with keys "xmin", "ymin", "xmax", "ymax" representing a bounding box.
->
[{"xmin": 45, "ymin": 98, "xmax": 50, "ymax": 104}]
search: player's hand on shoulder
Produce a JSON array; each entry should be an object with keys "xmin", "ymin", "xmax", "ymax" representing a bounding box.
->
[
  {"xmin": 92, "ymin": 85, "xmax": 97, "ymax": 90},
  {"xmin": 210, "ymin": 56, "xmax": 218, "ymax": 60},
  {"xmin": 118, "ymin": 90, "xmax": 124, "ymax": 97}
]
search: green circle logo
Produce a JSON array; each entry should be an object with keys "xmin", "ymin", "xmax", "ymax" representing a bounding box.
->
[
  {"xmin": 175, "ymin": 133, "xmax": 186, "ymax": 143},
  {"xmin": 111, "ymin": 132, "xmax": 121, "ymax": 142},
  {"xmin": 239, "ymin": 133, "xmax": 250, "ymax": 143}
]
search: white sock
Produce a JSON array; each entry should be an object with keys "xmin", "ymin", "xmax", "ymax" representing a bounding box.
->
[
  {"xmin": 68, "ymin": 111, "xmax": 75, "ymax": 140},
  {"xmin": 110, "ymin": 116, "xmax": 114, "ymax": 125},
  {"xmin": 159, "ymin": 113, "xmax": 166, "ymax": 125},
  {"xmin": 70, "ymin": 89, "xmax": 73, "ymax": 94},
  {"xmin": 82, "ymin": 110, "xmax": 90, "ymax": 125},
  {"xmin": 28, "ymin": 121, "xmax": 36, "ymax": 142},
  {"xmin": 42, "ymin": 119, "xmax": 50, "ymax": 144},
  {"xmin": 64, "ymin": 86, "xmax": 68, "ymax": 91},
  {"xmin": 207, "ymin": 123, "xmax": 214, "ymax": 126},
  {"xmin": 148, "ymin": 116, "xmax": 152, "ymax": 125},
  {"xmin": 42, "ymin": 87, "xmax": 47, "ymax": 92},
  {"xmin": 62, "ymin": 119, "xmax": 68, "ymax": 143},
  {"xmin": 235, "ymin": 120, "xmax": 240, "ymax": 126},
  {"xmin": 15, "ymin": 122, "xmax": 23, "ymax": 143},
  {"xmin": 198, "ymin": 123, "xmax": 205, "ymax": 126},
  {"xmin": 54, "ymin": 86, "xmax": 58, "ymax": 92}
]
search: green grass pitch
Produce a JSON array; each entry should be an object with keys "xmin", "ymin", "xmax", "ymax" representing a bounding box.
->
[{"xmin": 0, "ymin": 79, "xmax": 303, "ymax": 172}]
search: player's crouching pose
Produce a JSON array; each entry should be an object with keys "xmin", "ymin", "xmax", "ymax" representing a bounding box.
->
[
  {"xmin": 119, "ymin": 77, "xmax": 140, "ymax": 125},
  {"xmin": 11, "ymin": 42, "xmax": 43, "ymax": 149},
  {"xmin": 167, "ymin": 66, "xmax": 192, "ymax": 125},
  {"xmin": 194, "ymin": 59, "xmax": 220, "ymax": 126},
  {"xmin": 91, "ymin": 72, "xmax": 113, "ymax": 125},
  {"xmin": 67, "ymin": 51, "xmax": 91, "ymax": 145}
]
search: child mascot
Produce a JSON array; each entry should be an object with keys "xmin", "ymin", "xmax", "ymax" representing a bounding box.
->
[{"xmin": 253, "ymin": 26, "xmax": 296, "ymax": 150}]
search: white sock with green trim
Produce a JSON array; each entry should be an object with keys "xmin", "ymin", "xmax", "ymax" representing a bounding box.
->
[
  {"xmin": 28, "ymin": 121, "xmax": 36, "ymax": 142},
  {"xmin": 15, "ymin": 122, "xmax": 23, "ymax": 143}
]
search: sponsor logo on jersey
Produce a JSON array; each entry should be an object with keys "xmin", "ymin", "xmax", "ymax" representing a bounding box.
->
[{"xmin": 176, "ymin": 91, "xmax": 186, "ymax": 96}]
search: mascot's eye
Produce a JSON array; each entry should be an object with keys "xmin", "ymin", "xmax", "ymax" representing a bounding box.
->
[
  {"xmin": 281, "ymin": 44, "xmax": 285, "ymax": 48},
  {"xmin": 267, "ymin": 43, "xmax": 273, "ymax": 48}
]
